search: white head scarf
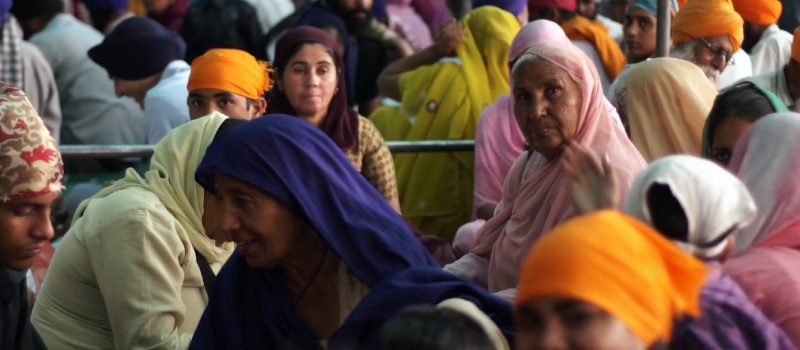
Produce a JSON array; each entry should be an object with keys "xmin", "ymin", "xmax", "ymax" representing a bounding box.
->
[{"xmin": 624, "ymin": 155, "xmax": 756, "ymax": 259}]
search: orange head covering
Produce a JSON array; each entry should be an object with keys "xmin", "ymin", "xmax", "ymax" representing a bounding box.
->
[
  {"xmin": 672, "ymin": 0, "xmax": 744, "ymax": 53},
  {"xmin": 676, "ymin": 0, "xmax": 688, "ymax": 8},
  {"xmin": 516, "ymin": 210, "xmax": 708, "ymax": 346},
  {"xmin": 793, "ymin": 26, "xmax": 800, "ymax": 62},
  {"xmin": 188, "ymin": 48, "xmax": 272, "ymax": 100},
  {"xmin": 562, "ymin": 15, "xmax": 627, "ymax": 80},
  {"xmin": 731, "ymin": 0, "xmax": 781, "ymax": 26}
]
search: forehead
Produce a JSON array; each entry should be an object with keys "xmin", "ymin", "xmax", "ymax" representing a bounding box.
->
[
  {"xmin": 703, "ymin": 34, "xmax": 733, "ymax": 52},
  {"xmin": 626, "ymin": 6, "xmax": 655, "ymax": 18},
  {"xmin": 288, "ymin": 44, "xmax": 336, "ymax": 63},
  {"xmin": 512, "ymin": 58, "xmax": 574, "ymax": 87},
  {"xmin": 189, "ymin": 88, "xmax": 247, "ymax": 100}
]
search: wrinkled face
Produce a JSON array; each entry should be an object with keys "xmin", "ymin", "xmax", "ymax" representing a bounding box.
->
[
  {"xmin": 0, "ymin": 192, "xmax": 58, "ymax": 271},
  {"xmin": 278, "ymin": 44, "xmax": 339, "ymax": 125},
  {"xmin": 512, "ymin": 57, "xmax": 582, "ymax": 161},
  {"xmin": 202, "ymin": 190, "xmax": 226, "ymax": 245},
  {"xmin": 623, "ymin": 7, "xmax": 657, "ymax": 63},
  {"xmin": 577, "ymin": 0, "xmax": 598, "ymax": 19},
  {"xmin": 692, "ymin": 34, "xmax": 733, "ymax": 73},
  {"xmin": 143, "ymin": 0, "xmax": 173, "ymax": 15},
  {"xmin": 515, "ymin": 297, "xmax": 647, "ymax": 350},
  {"xmin": 711, "ymin": 117, "xmax": 753, "ymax": 167},
  {"xmin": 113, "ymin": 74, "xmax": 162, "ymax": 109},
  {"xmin": 188, "ymin": 89, "xmax": 261, "ymax": 120},
  {"xmin": 215, "ymin": 174, "xmax": 310, "ymax": 268}
]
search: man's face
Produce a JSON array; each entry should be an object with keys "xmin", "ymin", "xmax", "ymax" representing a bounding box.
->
[
  {"xmin": 113, "ymin": 74, "xmax": 162, "ymax": 109},
  {"xmin": 692, "ymin": 34, "xmax": 734, "ymax": 73},
  {"xmin": 0, "ymin": 192, "xmax": 58, "ymax": 271},
  {"xmin": 187, "ymin": 89, "xmax": 263, "ymax": 120},
  {"xmin": 330, "ymin": 0, "xmax": 374, "ymax": 35},
  {"xmin": 577, "ymin": 0, "xmax": 598, "ymax": 19}
]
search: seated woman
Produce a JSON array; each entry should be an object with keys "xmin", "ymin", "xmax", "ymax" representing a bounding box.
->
[
  {"xmin": 445, "ymin": 42, "xmax": 646, "ymax": 298},
  {"xmin": 515, "ymin": 211, "xmax": 708, "ymax": 350},
  {"xmin": 267, "ymin": 26, "xmax": 401, "ymax": 214},
  {"xmin": 566, "ymin": 153, "xmax": 796, "ymax": 349},
  {"xmin": 624, "ymin": 57, "xmax": 719, "ymax": 161},
  {"xmin": 702, "ymin": 81, "xmax": 786, "ymax": 166},
  {"xmin": 456, "ymin": 19, "xmax": 628, "ymax": 255},
  {"xmin": 188, "ymin": 114, "xmax": 513, "ymax": 349},
  {"xmin": 723, "ymin": 113, "xmax": 800, "ymax": 347},
  {"xmin": 31, "ymin": 114, "xmax": 238, "ymax": 349},
  {"xmin": 373, "ymin": 6, "xmax": 520, "ymax": 240}
]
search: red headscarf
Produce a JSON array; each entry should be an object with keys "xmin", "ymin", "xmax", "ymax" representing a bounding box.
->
[{"xmin": 267, "ymin": 26, "xmax": 359, "ymax": 152}]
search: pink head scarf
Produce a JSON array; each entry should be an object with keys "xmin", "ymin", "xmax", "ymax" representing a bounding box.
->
[
  {"xmin": 472, "ymin": 20, "xmax": 572, "ymax": 217},
  {"xmin": 728, "ymin": 112, "xmax": 800, "ymax": 254},
  {"xmin": 470, "ymin": 42, "xmax": 646, "ymax": 292}
]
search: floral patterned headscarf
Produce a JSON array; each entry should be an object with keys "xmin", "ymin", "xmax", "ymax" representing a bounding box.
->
[{"xmin": 0, "ymin": 82, "xmax": 63, "ymax": 201}]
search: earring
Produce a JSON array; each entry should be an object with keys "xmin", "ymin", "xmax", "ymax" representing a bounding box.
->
[{"xmin": 334, "ymin": 87, "xmax": 339, "ymax": 95}]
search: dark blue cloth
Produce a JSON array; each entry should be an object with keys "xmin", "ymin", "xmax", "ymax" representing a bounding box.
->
[
  {"xmin": 0, "ymin": 0, "xmax": 10, "ymax": 24},
  {"xmin": 292, "ymin": 2, "xmax": 358, "ymax": 105},
  {"xmin": 190, "ymin": 114, "xmax": 515, "ymax": 349},
  {"xmin": 472, "ymin": 0, "xmax": 526, "ymax": 15},
  {"xmin": 81, "ymin": 0, "xmax": 129, "ymax": 12}
]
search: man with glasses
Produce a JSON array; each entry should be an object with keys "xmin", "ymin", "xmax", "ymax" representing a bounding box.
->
[
  {"xmin": 744, "ymin": 27, "xmax": 800, "ymax": 111},
  {"xmin": 669, "ymin": 0, "xmax": 746, "ymax": 88},
  {"xmin": 731, "ymin": 0, "xmax": 793, "ymax": 76}
]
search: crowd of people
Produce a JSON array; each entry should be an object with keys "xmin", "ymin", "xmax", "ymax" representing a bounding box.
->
[{"xmin": 3, "ymin": 0, "xmax": 800, "ymax": 348}]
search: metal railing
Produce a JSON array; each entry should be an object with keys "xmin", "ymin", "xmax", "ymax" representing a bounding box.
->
[{"xmin": 59, "ymin": 140, "xmax": 476, "ymax": 159}]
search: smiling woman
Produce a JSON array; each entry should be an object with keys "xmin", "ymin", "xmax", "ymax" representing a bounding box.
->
[{"xmin": 188, "ymin": 114, "xmax": 514, "ymax": 349}]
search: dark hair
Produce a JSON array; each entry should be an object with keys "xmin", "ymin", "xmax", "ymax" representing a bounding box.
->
[
  {"xmin": 705, "ymin": 82, "xmax": 777, "ymax": 147},
  {"xmin": 380, "ymin": 305, "xmax": 496, "ymax": 350},
  {"xmin": 274, "ymin": 41, "xmax": 340, "ymax": 80},
  {"xmin": 214, "ymin": 118, "xmax": 248, "ymax": 141},
  {"xmin": 646, "ymin": 183, "xmax": 688, "ymax": 243}
]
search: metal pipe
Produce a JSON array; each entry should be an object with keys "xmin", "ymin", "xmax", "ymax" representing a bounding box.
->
[
  {"xmin": 655, "ymin": 0, "xmax": 671, "ymax": 57},
  {"xmin": 59, "ymin": 140, "xmax": 477, "ymax": 159}
]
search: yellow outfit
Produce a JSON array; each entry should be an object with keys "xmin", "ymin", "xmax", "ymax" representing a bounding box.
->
[
  {"xmin": 31, "ymin": 114, "xmax": 234, "ymax": 349},
  {"xmin": 370, "ymin": 6, "xmax": 519, "ymax": 240}
]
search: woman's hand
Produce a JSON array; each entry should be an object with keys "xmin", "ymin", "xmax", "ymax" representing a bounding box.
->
[
  {"xmin": 433, "ymin": 19, "xmax": 465, "ymax": 58},
  {"xmin": 562, "ymin": 142, "xmax": 620, "ymax": 215}
]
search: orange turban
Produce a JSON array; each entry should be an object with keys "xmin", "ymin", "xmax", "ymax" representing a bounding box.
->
[
  {"xmin": 731, "ymin": 0, "xmax": 781, "ymax": 26},
  {"xmin": 676, "ymin": 0, "xmax": 688, "ymax": 8},
  {"xmin": 793, "ymin": 26, "xmax": 800, "ymax": 63},
  {"xmin": 516, "ymin": 211, "xmax": 708, "ymax": 346},
  {"xmin": 188, "ymin": 48, "xmax": 272, "ymax": 99},
  {"xmin": 672, "ymin": 0, "xmax": 744, "ymax": 53}
]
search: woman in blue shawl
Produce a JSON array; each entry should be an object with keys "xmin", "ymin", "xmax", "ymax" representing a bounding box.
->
[{"xmin": 188, "ymin": 114, "xmax": 513, "ymax": 349}]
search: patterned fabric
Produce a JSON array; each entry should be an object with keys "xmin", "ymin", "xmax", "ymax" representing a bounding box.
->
[
  {"xmin": 345, "ymin": 116, "xmax": 399, "ymax": 202},
  {"xmin": 0, "ymin": 16, "xmax": 23, "ymax": 89},
  {"xmin": 0, "ymin": 82, "xmax": 63, "ymax": 201}
]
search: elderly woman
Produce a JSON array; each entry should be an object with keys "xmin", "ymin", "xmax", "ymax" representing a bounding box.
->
[
  {"xmin": 266, "ymin": 26, "xmax": 401, "ymax": 214},
  {"xmin": 723, "ymin": 113, "xmax": 800, "ymax": 346},
  {"xmin": 445, "ymin": 41, "xmax": 646, "ymax": 298},
  {"xmin": 701, "ymin": 81, "xmax": 786, "ymax": 166},
  {"xmin": 515, "ymin": 211, "xmax": 709, "ymax": 350},
  {"xmin": 623, "ymin": 58, "xmax": 718, "ymax": 161},
  {"xmin": 372, "ymin": 6, "xmax": 520, "ymax": 240},
  {"xmin": 31, "ymin": 114, "xmax": 237, "ymax": 349},
  {"xmin": 187, "ymin": 114, "xmax": 513, "ymax": 349}
]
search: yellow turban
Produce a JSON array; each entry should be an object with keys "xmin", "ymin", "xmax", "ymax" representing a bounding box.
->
[
  {"xmin": 516, "ymin": 211, "xmax": 708, "ymax": 346},
  {"xmin": 672, "ymin": 0, "xmax": 744, "ymax": 53},
  {"xmin": 188, "ymin": 48, "xmax": 272, "ymax": 99},
  {"xmin": 731, "ymin": 0, "xmax": 781, "ymax": 26},
  {"xmin": 793, "ymin": 27, "xmax": 800, "ymax": 63}
]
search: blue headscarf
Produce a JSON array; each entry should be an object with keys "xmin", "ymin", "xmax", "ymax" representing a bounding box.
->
[
  {"xmin": 472, "ymin": 0, "xmax": 526, "ymax": 16},
  {"xmin": 630, "ymin": 0, "xmax": 679, "ymax": 16},
  {"xmin": 189, "ymin": 115, "xmax": 514, "ymax": 349}
]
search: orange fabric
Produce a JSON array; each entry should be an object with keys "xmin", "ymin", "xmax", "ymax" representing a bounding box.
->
[
  {"xmin": 793, "ymin": 27, "xmax": 800, "ymax": 62},
  {"xmin": 188, "ymin": 48, "xmax": 272, "ymax": 100},
  {"xmin": 731, "ymin": 0, "xmax": 781, "ymax": 26},
  {"xmin": 672, "ymin": 0, "xmax": 744, "ymax": 53},
  {"xmin": 516, "ymin": 210, "xmax": 708, "ymax": 346},
  {"xmin": 676, "ymin": 0, "xmax": 688, "ymax": 8},
  {"xmin": 562, "ymin": 15, "xmax": 626, "ymax": 80}
]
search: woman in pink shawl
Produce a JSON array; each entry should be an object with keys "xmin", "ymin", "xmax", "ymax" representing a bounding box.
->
[
  {"xmin": 387, "ymin": 0, "xmax": 434, "ymax": 52},
  {"xmin": 723, "ymin": 112, "xmax": 800, "ymax": 347},
  {"xmin": 445, "ymin": 41, "xmax": 646, "ymax": 299},
  {"xmin": 454, "ymin": 20, "xmax": 627, "ymax": 256}
]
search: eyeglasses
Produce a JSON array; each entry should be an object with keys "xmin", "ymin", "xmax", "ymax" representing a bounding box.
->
[{"xmin": 697, "ymin": 37, "xmax": 735, "ymax": 65}]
